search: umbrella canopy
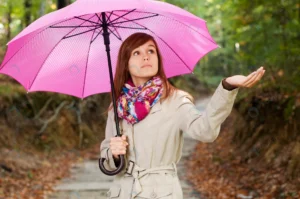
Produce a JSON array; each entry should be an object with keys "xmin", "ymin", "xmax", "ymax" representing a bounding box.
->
[{"xmin": 0, "ymin": 0, "xmax": 218, "ymax": 100}]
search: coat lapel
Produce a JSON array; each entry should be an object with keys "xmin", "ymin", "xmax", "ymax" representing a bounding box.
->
[{"xmin": 150, "ymin": 99, "xmax": 162, "ymax": 114}]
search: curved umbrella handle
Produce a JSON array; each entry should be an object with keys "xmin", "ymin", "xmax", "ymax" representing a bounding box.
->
[{"xmin": 98, "ymin": 154, "xmax": 125, "ymax": 176}]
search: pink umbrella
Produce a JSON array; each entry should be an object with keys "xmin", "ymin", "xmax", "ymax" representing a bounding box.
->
[{"xmin": 0, "ymin": 0, "xmax": 219, "ymax": 176}]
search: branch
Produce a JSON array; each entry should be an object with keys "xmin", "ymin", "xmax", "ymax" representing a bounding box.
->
[
  {"xmin": 37, "ymin": 100, "xmax": 68, "ymax": 136},
  {"xmin": 25, "ymin": 94, "xmax": 36, "ymax": 117},
  {"xmin": 33, "ymin": 97, "xmax": 54, "ymax": 121}
]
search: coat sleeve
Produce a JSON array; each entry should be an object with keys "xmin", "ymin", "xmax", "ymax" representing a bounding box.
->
[
  {"xmin": 99, "ymin": 107, "xmax": 120, "ymax": 170},
  {"xmin": 175, "ymin": 80, "xmax": 239, "ymax": 142}
]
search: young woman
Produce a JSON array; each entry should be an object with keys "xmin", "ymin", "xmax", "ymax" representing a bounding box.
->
[{"xmin": 100, "ymin": 32, "xmax": 265, "ymax": 199}]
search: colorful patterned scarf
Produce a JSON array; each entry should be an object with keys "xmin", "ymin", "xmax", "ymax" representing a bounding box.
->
[{"xmin": 117, "ymin": 76, "xmax": 164, "ymax": 125}]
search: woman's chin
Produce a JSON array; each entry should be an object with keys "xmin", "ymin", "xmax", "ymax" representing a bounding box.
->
[{"xmin": 136, "ymin": 72, "xmax": 157, "ymax": 78}]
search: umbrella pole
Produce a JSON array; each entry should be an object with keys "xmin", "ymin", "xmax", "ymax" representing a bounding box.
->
[{"xmin": 98, "ymin": 12, "xmax": 125, "ymax": 176}]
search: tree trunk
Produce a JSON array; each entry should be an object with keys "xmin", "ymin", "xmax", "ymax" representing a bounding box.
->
[
  {"xmin": 39, "ymin": 0, "xmax": 46, "ymax": 17},
  {"xmin": 57, "ymin": 0, "xmax": 71, "ymax": 9},
  {"xmin": 6, "ymin": 2, "xmax": 12, "ymax": 41},
  {"xmin": 24, "ymin": 0, "xmax": 32, "ymax": 28}
]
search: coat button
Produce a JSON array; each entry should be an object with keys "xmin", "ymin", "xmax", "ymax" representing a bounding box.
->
[{"xmin": 150, "ymin": 191, "xmax": 157, "ymax": 198}]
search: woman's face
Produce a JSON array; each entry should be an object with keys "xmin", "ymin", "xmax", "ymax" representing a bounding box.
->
[{"xmin": 128, "ymin": 40, "xmax": 159, "ymax": 86}]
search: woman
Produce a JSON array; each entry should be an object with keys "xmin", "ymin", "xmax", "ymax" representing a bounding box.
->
[{"xmin": 100, "ymin": 32, "xmax": 265, "ymax": 199}]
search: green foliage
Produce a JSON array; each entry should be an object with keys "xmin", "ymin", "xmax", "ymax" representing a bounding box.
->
[
  {"xmin": 204, "ymin": 75, "xmax": 224, "ymax": 87},
  {"xmin": 166, "ymin": 0, "xmax": 299, "ymax": 92},
  {"xmin": 283, "ymin": 96, "xmax": 296, "ymax": 121}
]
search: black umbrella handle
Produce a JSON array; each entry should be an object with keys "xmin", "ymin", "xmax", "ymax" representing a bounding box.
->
[
  {"xmin": 98, "ymin": 154, "xmax": 125, "ymax": 176},
  {"xmin": 98, "ymin": 12, "xmax": 126, "ymax": 175}
]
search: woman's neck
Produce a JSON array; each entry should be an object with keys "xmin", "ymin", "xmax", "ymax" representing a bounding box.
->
[{"xmin": 131, "ymin": 76, "xmax": 152, "ymax": 87}]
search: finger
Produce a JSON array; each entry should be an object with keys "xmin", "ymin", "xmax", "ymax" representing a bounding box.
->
[
  {"xmin": 120, "ymin": 150, "xmax": 126, "ymax": 154},
  {"xmin": 110, "ymin": 142, "xmax": 122, "ymax": 149},
  {"xmin": 245, "ymin": 70, "xmax": 265, "ymax": 87},
  {"xmin": 115, "ymin": 137, "xmax": 124, "ymax": 142},
  {"xmin": 121, "ymin": 141, "xmax": 128, "ymax": 147},
  {"xmin": 245, "ymin": 68, "xmax": 262, "ymax": 81},
  {"xmin": 121, "ymin": 135, "xmax": 128, "ymax": 145},
  {"xmin": 117, "ymin": 146, "xmax": 126, "ymax": 151},
  {"xmin": 244, "ymin": 75, "xmax": 259, "ymax": 87},
  {"xmin": 117, "ymin": 138, "xmax": 128, "ymax": 145},
  {"xmin": 112, "ymin": 141, "xmax": 127, "ymax": 148},
  {"xmin": 243, "ymin": 71, "xmax": 259, "ymax": 85},
  {"xmin": 112, "ymin": 142, "xmax": 127, "ymax": 149},
  {"xmin": 256, "ymin": 69, "xmax": 265, "ymax": 80},
  {"xmin": 122, "ymin": 135, "xmax": 127, "ymax": 140},
  {"xmin": 119, "ymin": 141, "xmax": 128, "ymax": 147},
  {"xmin": 111, "ymin": 136, "xmax": 121, "ymax": 142},
  {"xmin": 243, "ymin": 68, "xmax": 264, "ymax": 85},
  {"xmin": 248, "ymin": 67, "xmax": 264, "ymax": 78},
  {"xmin": 117, "ymin": 148, "xmax": 126, "ymax": 154},
  {"xmin": 110, "ymin": 139, "xmax": 119, "ymax": 146},
  {"xmin": 250, "ymin": 70, "xmax": 265, "ymax": 86},
  {"xmin": 112, "ymin": 146, "xmax": 126, "ymax": 152},
  {"xmin": 249, "ymin": 69, "xmax": 265, "ymax": 84}
]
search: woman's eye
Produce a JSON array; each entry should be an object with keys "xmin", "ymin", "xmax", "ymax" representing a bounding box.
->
[{"xmin": 133, "ymin": 49, "xmax": 155, "ymax": 56}]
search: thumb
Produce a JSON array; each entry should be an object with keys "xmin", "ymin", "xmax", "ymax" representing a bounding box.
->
[{"xmin": 122, "ymin": 134, "xmax": 127, "ymax": 140}]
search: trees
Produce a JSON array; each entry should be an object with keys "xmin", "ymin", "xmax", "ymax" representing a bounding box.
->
[{"xmin": 166, "ymin": 0, "xmax": 299, "ymax": 92}]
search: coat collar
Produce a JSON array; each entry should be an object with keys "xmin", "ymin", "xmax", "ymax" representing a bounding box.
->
[{"xmin": 150, "ymin": 99, "xmax": 162, "ymax": 114}]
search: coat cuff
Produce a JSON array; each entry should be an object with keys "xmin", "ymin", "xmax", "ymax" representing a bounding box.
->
[
  {"xmin": 100, "ymin": 147, "xmax": 118, "ymax": 170},
  {"xmin": 222, "ymin": 78, "xmax": 238, "ymax": 91},
  {"xmin": 214, "ymin": 80, "xmax": 239, "ymax": 104}
]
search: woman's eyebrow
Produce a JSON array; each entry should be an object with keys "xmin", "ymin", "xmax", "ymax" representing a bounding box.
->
[{"xmin": 133, "ymin": 45, "xmax": 155, "ymax": 51}]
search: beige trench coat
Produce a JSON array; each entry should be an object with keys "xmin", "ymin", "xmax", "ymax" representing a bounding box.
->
[{"xmin": 100, "ymin": 80, "xmax": 239, "ymax": 199}]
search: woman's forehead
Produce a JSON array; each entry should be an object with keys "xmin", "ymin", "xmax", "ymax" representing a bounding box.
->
[{"xmin": 136, "ymin": 40, "xmax": 156, "ymax": 49}]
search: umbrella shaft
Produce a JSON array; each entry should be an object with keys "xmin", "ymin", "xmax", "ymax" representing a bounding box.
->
[{"xmin": 101, "ymin": 12, "xmax": 121, "ymax": 137}]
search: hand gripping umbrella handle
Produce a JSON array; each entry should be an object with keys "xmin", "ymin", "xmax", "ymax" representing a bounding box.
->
[
  {"xmin": 98, "ymin": 129, "xmax": 126, "ymax": 175},
  {"xmin": 98, "ymin": 127, "xmax": 125, "ymax": 176}
]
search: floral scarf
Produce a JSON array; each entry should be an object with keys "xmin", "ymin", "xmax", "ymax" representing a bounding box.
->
[{"xmin": 117, "ymin": 76, "xmax": 164, "ymax": 125}]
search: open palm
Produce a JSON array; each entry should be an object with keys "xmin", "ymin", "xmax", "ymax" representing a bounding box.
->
[{"xmin": 226, "ymin": 66, "xmax": 266, "ymax": 88}]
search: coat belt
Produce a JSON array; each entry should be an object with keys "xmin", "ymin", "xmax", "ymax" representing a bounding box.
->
[{"xmin": 124, "ymin": 161, "xmax": 177, "ymax": 198}]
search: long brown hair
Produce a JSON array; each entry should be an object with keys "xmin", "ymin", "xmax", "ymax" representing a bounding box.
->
[{"xmin": 106, "ymin": 32, "xmax": 182, "ymax": 115}]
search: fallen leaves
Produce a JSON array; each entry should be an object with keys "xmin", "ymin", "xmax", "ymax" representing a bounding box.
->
[
  {"xmin": 185, "ymin": 113, "xmax": 300, "ymax": 199},
  {"xmin": 0, "ymin": 147, "xmax": 82, "ymax": 199},
  {"xmin": 0, "ymin": 142, "xmax": 103, "ymax": 199}
]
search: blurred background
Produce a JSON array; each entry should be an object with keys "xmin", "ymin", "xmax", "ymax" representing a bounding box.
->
[{"xmin": 0, "ymin": 0, "xmax": 299, "ymax": 199}]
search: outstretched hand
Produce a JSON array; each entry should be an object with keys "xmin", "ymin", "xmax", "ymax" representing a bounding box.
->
[{"xmin": 225, "ymin": 66, "xmax": 266, "ymax": 88}]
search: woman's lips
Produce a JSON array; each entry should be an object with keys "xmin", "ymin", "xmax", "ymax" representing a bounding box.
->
[{"xmin": 142, "ymin": 64, "xmax": 152, "ymax": 68}]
